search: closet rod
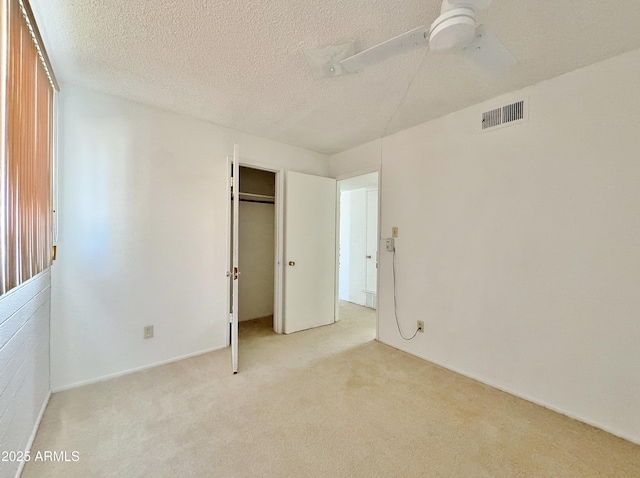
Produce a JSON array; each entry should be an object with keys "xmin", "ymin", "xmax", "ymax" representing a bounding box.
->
[
  {"xmin": 239, "ymin": 199, "xmax": 275, "ymax": 204},
  {"xmin": 239, "ymin": 192, "xmax": 275, "ymax": 200}
]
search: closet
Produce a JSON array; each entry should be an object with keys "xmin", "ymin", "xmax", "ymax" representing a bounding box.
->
[{"xmin": 238, "ymin": 166, "xmax": 276, "ymax": 326}]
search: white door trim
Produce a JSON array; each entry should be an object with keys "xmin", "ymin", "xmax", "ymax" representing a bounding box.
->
[{"xmin": 375, "ymin": 169, "xmax": 381, "ymax": 341}]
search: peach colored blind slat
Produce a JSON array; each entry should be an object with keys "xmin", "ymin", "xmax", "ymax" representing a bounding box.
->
[{"xmin": 1, "ymin": 0, "xmax": 53, "ymax": 295}]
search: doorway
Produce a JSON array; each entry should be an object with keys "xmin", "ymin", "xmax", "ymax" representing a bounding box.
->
[
  {"xmin": 227, "ymin": 154, "xmax": 338, "ymax": 372},
  {"xmin": 337, "ymin": 172, "xmax": 379, "ymax": 319},
  {"xmin": 227, "ymin": 158, "xmax": 284, "ymax": 360},
  {"xmin": 237, "ymin": 166, "xmax": 277, "ymax": 331}
]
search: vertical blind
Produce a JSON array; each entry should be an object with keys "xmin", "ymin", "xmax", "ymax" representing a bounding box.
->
[{"xmin": 1, "ymin": 0, "xmax": 56, "ymax": 296}]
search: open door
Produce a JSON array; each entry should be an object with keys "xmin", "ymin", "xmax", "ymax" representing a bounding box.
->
[
  {"xmin": 230, "ymin": 144, "xmax": 239, "ymax": 373},
  {"xmin": 284, "ymin": 171, "xmax": 336, "ymax": 333}
]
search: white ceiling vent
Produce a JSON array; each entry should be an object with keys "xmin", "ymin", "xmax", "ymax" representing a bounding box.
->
[{"xmin": 481, "ymin": 99, "xmax": 528, "ymax": 133}]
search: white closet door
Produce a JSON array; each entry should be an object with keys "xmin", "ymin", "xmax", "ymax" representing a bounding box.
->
[{"xmin": 284, "ymin": 171, "xmax": 336, "ymax": 334}]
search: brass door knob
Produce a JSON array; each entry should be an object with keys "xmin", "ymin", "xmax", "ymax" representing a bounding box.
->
[{"xmin": 288, "ymin": 261, "xmax": 295, "ymax": 266}]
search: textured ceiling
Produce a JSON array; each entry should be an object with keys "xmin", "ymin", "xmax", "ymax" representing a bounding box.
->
[{"xmin": 31, "ymin": 0, "xmax": 640, "ymax": 154}]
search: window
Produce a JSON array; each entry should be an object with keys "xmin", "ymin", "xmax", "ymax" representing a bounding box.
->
[{"xmin": 0, "ymin": 0, "xmax": 58, "ymax": 295}]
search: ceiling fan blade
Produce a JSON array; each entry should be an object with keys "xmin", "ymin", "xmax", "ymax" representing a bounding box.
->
[
  {"xmin": 457, "ymin": 25, "xmax": 516, "ymax": 76},
  {"xmin": 340, "ymin": 26, "xmax": 428, "ymax": 73}
]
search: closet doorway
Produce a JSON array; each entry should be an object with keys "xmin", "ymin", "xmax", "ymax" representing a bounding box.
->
[
  {"xmin": 228, "ymin": 156, "xmax": 337, "ymax": 373},
  {"xmin": 237, "ymin": 165, "xmax": 279, "ymax": 333}
]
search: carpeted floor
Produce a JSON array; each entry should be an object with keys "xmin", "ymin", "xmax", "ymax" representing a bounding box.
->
[{"xmin": 23, "ymin": 302, "xmax": 640, "ymax": 477}]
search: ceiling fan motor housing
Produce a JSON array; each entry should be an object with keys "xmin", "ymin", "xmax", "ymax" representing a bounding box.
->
[
  {"xmin": 442, "ymin": 0, "xmax": 493, "ymax": 13},
  {"xmin": 429, "ymin": 7, "xmax": 477, "ymax": 52}
]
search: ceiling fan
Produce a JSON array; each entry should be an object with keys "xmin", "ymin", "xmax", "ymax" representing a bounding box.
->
[{"xmin": 305, "ymin": 0, "xmax": 516, "ymax": 79}]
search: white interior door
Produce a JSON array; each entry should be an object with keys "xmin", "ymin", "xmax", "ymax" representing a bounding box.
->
[
  {"xmin": 284, "ymin": 171, "xmax": 336, "ymax": 334},
  {"xmin": 231, "ymin": 144, "xmax": 239, "ymax": 373},
  {"xmin": 365, "ymin": 188, "xmax": 378, "ymax": 294}
]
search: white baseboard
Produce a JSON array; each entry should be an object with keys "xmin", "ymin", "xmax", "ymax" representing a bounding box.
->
[
  {"xmin": 52, "ymin": 345, "xmax": 227, "ymax": 393},
  {"xmin": 377, "ymin": 338, "xmax": 640, "ymax": 446},
  {"xmin": 16, "ymin": 390, "xmax": 51, "ymax": 478}
]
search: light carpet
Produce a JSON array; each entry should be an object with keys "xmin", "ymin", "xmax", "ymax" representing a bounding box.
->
[{"xmin": 23, "ymin": 302, "xmax": 640, "ymax": 477}]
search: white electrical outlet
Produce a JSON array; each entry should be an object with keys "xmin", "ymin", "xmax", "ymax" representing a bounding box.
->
[
  {"xmin": 144, "ymin": 325, "xmax": 154, "ymax": 339},
  {"xmin": 385, "ymin": 238, "xmax": 395, "ymax": 252}
]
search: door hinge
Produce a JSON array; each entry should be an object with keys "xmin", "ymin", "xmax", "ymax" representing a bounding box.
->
[{"xmin": 229, "ymin": 313, "xmax": 233, "ymax": 324}]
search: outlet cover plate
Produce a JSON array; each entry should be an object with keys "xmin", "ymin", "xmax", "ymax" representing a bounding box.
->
[
  {"xmin": 385, "ymin": 238, "xmax": 395, "ymax": 252},
  {"xmin": 144, "ymin": 325, "xmax": 154, "ymax": 339}
]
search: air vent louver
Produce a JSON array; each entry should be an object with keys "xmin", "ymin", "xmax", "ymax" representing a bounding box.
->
[
  {"xmin": 502, "ymin": 101, "xmax": 524, "ymax": 124},
  {"xmin": 482, "ymin": 107, "xmax": 502, "ymax": 130},
  {"xmin": 481, "ymin": 100, "xmax": 527, "ymax": 132}
]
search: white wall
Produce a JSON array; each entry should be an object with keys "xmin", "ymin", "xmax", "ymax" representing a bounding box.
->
[
  {"xmin": 0, "ymin": 271, "xmax": 50, "ymax": 478},
  {"xmin": 239, "ymin": 201, "xmax": 275, "ymax": 321},
  {"xmin": 330, "ymin": 139, "xmax": 380, "ymax": 178},
  {"xmin": 52, "ymin": 85, "xmax": 329, "ymax": 390},
  {"xmin": 330, "ymin": 48, "xmax": 640, "ymax": 444}
]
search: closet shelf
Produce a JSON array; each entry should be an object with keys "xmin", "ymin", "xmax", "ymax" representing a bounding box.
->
[{"xmin": 238, "ymin": 192, "xmax": 275, "ymax": 203}]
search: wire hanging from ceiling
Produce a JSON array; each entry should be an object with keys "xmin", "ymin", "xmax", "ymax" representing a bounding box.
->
[
  {"xmin": 380, "ymin": 48, "xmax": 429, "ymax": 341},
  {"xmin": 382, "ymin": 47, "xmax": 430, "ymax": 138}
]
